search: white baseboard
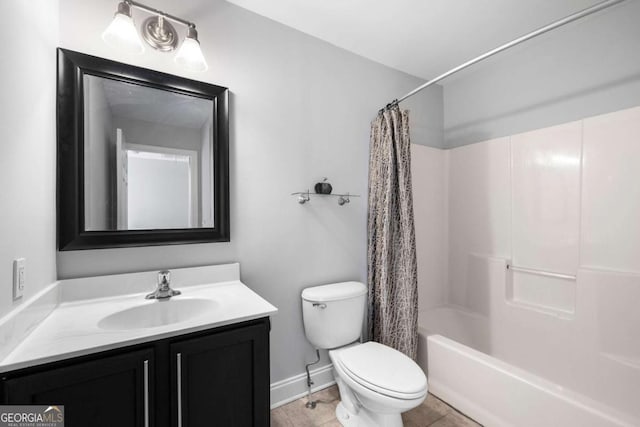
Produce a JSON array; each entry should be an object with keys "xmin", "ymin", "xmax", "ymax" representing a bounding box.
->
[{"xmin": 270, "ymin": 363, "xmax": 336, "ymax": 409}]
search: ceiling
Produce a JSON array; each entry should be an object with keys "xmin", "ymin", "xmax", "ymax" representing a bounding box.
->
[
  {"xmin": 96, "ymin": 76, "xmax": 211, "ymax": 129},
  {"xmin": 225, "ymin": 0, "xmax": 604, "ymax": 80}
]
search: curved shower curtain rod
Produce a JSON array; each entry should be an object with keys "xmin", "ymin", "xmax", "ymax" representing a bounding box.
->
[{"xmin": 381, "ymin": 0, "xmax": 628, "ymax": 111}]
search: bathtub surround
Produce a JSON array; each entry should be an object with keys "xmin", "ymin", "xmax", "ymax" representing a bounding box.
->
[
  {"xmin": 368, "ymin": 106, "xmax": 419, "ymax": 359},
  {"xmin": 407, "ymin": 15, "xmax": 639, "ymax": 424},
  {"xmin": 411, "ymin": 105, "xmax": 640, "ymax": 426},
  {"xmin": 410, "ymin": 8, "xmax": 640, "ymax": 422}
]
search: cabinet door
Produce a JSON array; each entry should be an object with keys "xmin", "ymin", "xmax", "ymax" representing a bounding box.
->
[
  {"xmin": 170, "ymin": 320, "xmax": 269, "ymax": 427},
  {"xmin": 1, "ymin": 348, "xmax": 154, "ymax": 427}
]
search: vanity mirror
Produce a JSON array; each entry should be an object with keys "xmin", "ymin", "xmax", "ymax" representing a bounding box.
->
[{"xmin": 57, "ymin": 48, "xmax": 229, "ymax": 250}]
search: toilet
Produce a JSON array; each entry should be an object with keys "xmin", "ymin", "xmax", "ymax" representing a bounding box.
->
[{"xmin": 302, "ymin": 281, "xmax": 427, "ymax": 427}]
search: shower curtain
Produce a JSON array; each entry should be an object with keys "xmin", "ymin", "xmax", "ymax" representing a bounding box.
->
[{"xmin": 367, "ymin": 104, "xmax": 418, "ymax": 360}]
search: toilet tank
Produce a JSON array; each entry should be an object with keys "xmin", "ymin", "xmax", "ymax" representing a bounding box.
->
[{"xmin": 301, "ymin": 281, "xmax": 367, "ymax": 349}]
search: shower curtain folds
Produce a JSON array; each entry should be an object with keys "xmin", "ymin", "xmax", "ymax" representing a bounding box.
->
[{"xmin": 367, "ymin": 105, "xmax": 419, "ymax": 360}]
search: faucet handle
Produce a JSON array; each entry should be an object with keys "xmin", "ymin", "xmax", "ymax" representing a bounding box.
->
[
  {"xmin": 158, "ymin": 270, "xmax": 171, "ymax": 285},
  {"xmin": 146, "ymin": 270, "xmax": 179, "ymax": 300}
]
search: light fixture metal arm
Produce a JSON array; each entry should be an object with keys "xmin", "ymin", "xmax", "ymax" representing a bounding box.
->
[{"xmin": 126, "ymin": 0, "xmax": 195, "ymax": 29}]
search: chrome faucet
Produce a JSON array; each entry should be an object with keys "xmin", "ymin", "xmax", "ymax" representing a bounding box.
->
[{"xmin": 145, "ymin": 270, "xmax": 181, "ymax": 300}]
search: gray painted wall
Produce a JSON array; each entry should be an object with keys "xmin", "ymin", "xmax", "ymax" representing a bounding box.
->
[
  {"xmin": 401, "ymin": 85, "xmax": 444, "ymax": 149},
  {"xmin": 443, "ymin": 0, "xmax": 640, "ymax": 148},
  {"xmin": 0, "ymin": 1, "xmax": 58, "ymax": 319},
  {"xmin": 55, "ymin": 0, "xmax": 437, "ymax": 383}
]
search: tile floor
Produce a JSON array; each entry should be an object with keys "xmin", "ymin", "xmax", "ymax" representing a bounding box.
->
[{"xmin": 271, "ymin": 386, "xmax": 481, "ymax": 427}]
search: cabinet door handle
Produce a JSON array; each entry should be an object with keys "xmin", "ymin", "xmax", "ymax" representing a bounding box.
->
[
  {"xmin": 177, "ymin": 353, "xmax": 183, "ymax": 427},
  {"xmin": 144, "ymin": 360, "xmax": 150, "ymax": 427}
]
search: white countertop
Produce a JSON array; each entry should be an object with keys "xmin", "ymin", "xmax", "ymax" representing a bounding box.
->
[{"xmin": 0, "ymin": 264, "xmax": 277, "ymax": 373}]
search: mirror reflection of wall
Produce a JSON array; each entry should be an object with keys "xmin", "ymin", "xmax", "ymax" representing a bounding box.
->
[{"xmin": 83, "ymin": 74, "xmax": 214, "ymax": 231}]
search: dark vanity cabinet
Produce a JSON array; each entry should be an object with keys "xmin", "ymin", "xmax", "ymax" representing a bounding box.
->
[
  {"xmin": 1, "ymin": 349, "xmax": 153, "ymax": 427},
  {"xmin": 0, "ymin": 318, "xmax": 270, "ymax": 427},
  {"xmin": 169, "ymin": 322, "xmax": 269, "ymax": 427}
]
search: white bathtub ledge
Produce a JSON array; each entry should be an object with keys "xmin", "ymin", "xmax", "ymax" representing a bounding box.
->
[{"xmin": 426, "ymin": 335, "xmax": 638, "ymax": 427}]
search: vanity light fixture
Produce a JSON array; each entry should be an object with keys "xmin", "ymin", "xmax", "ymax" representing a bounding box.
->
[
  {"xmin": 174, "ymin": 26, "xmax": 208, "ymax": 72},
  {"xmin": 102, "ymin": 2, "xmax": 145, "ymax": 54},
  {"xmin": 102, "ymin": 0, "xmax": 208, "ymax": 72}
]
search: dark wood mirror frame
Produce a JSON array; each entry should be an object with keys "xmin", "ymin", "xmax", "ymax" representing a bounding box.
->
[{"xmin": 57, "ymin": 48, "xmax": 229, "ymax": 250}]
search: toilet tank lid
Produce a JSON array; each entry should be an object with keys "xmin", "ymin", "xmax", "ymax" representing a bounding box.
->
[{"xmin": 302, "ymin": 281, "xmax": 367, "ymax": 302}]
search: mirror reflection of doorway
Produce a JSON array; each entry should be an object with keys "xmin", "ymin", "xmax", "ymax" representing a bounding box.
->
[{"xmin": 116, "ymin": 128, "xmax": 198, "ymax": 230}]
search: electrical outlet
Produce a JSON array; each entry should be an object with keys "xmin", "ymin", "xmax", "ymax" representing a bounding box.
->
[{"xmin": 13, "ymin": 258, "xmax": 25, "ymax": 300}]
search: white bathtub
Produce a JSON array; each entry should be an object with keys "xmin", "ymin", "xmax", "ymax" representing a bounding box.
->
[{"xmin": 417, "ymin": 306, "xmax": 638, "ymax": 427}]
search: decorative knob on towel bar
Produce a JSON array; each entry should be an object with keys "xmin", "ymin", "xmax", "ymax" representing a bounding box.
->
[{"xmin": 297, "ymin": 191, "xmax": 311, "ymax": 204}]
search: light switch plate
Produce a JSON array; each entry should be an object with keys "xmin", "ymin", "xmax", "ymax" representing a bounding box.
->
[{"xmin": 13, "ymin": 258, "xmax": 25, "ymax": 300}]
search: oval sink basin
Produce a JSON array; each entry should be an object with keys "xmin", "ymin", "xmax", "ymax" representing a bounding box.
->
[{"xmin": 98, "ymin": 298, "xmax": 217, "ymax": 330}]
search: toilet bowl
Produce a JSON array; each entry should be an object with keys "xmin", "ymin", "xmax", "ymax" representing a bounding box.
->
[
  {"xmin": 330, "ymin": 342, "xmax": 427, "ymax": 426},
  {"xmin": 301, "ymin": 281, "xmax": 427, "ymax": 427}
]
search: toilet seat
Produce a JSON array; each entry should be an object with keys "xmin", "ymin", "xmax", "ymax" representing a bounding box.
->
[{"xmin": 332, "ymin": 341, "xmax": 427, "ymax": 400}]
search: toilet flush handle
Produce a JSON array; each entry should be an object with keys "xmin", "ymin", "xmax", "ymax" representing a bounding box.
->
[{"xmin": 312, "ymin": 302, "xmax": 327, "ymax": 309}]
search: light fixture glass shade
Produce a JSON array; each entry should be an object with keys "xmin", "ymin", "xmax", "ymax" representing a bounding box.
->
[
  {"xmin": 174, "ymin": 32, "xmax": 208, "ymax": 72},
  {"xmin": 102, "ymin": 12, "xmax": 145, "ymax": 54}
]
